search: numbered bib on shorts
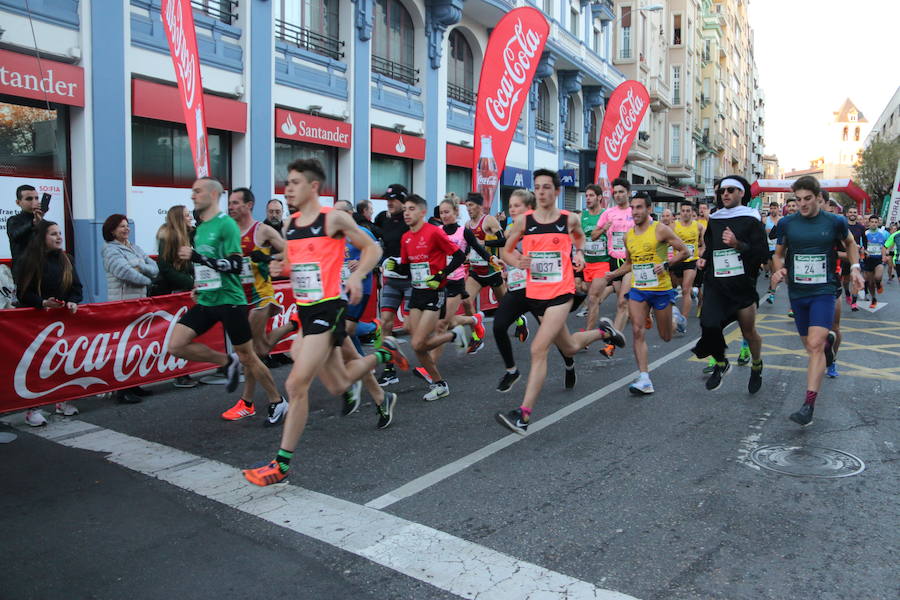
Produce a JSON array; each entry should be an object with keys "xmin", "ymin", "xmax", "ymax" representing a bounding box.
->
[
  {"xmin": 528, "ymin": 251, "xmax": 562, "ymax": 283},
  {"xmin": 866, "ymin": 244, "xmax": 882, "ymax": 255},
  {"xmin": 685, "ymin": 244, "xmax": 696, "ymax": 258},
  {"xmin": 713, "ymin": 249, "xmax": 745, "ymax": 277},
  {"xmin": 341, "ymin": 264, "xmax": 351, "ymax": 283},
  {"xmin": 610, "ymin": 231, "xmax": 626, "ymax": 252},
  {"xmin": 410, "ymin": 262, "xmax": 432, "ymax": 289},
  {"xmin": 240, "ymin": 256, "xmax": 254, "ymax": 285},
  {"xmin": 507, "ymin": 267, "xmax": 527, "ymax": 291},
  {"xmin": 793, "ymin": 254, "xmax": 827, "ymax": 284},
  {"xmin": 291, "ymin": 262, "xmax": 324, "ymax": 302},
  {"xmin": 194, "ymin": 265, "xmax": 222, "ymax": 290},
  {"xmin": 468, "ymin": 247, "xmax": 488, "ymax": 267},
  {"xmin": 584, "ymin": 240, "xmax": 604, "ymax": 258},
  {"xmin": 632, "ymin": 263, "xmax": 659, "ymax": 288}
]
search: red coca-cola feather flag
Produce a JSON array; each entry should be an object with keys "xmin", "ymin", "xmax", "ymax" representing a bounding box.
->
[
  {"xmin": 472, "ymin": 8, "xmax": 549, "ymax": 212},
  {"xmin": 161, "ymin": 0, "xmax": 211, "ymax": 177},
  {"xmin": 593, "ymin": 81, "xmax": 650, "ymax": 191}
]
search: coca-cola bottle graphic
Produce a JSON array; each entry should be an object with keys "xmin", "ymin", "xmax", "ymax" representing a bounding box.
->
[
  {"xmin": 476, "ymin": 135, "xmax": 499, "ymax": 213},
  {"xmin": 195, "ymin": 107, "xmax": 209, "ymax": 177},
  {"xmin": 597, "ymin": 162, "xmax": 612, "ymax": 209}
]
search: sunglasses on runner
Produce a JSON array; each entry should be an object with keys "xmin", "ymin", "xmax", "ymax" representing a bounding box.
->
[{"xmin": 723, "ymin": 187, "xmax": 741, "ymax": 194}]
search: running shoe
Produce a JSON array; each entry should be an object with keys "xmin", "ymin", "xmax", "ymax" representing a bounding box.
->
[
  {"xmin": 266, "ymin": 396, "xmax": 289, "ymax": 426},
  {"xmin": 645, "ymin": 315, "xmax": 653, "ymax": 329},
  {"xmin": 495, "ymin": 408, "xmax": 528, "ymax": 435},
  {"xmin": 869, "ymin": 300, "xmax": 877, "ymax": 309},
  {"xmin": 598, "ymin": 317, "xmax": 626, "ymax": 348},
  {"xmin": 371, "ymin": 318, "xmax": 384, "ymax": 349},
  {"xmin": 691, "ymin": 287, "xmax": 699, "ymax": 301},
  {"xmin": 243, "ymin": 461, "xmax": 287, "ymax": 486},
  {"xmin": 24, "ymin": 409, "xmax": 47, "ymax": 427},
  {"xmin": 877, "ymin": 283, "xmax": 884, "ymax": 295},
  {"xmin": 342, "ymin": 382, "xmax": 362, "ymax": 416},
  {"xmin": 381, "ymin": 336, "xmax": 409, "ymax": 371},
  {"xmin": 766, "ymin": 291, "xmax": 775, "ymax": 305},
  {"xmin": 54, "ymin": 402, "xmax": 78, "ymax": 416},
  {"xmin": 628, "ymin": 378, "xmax": 655, "ymax": 395},
  {"xmin": 564, "ymin": 366, "xmax": 577, "ymax": 389},
  {"xmin": 705, "ymin": 359, "xmax": 730, "ymax": 391},
  {"xmin": 824, "ymin": 331, "xmax": 836, "ymax": 367},
  {"xmin": 850, "ymin": 302, "xmax": 859, "ymax": 312},
  {"xmin": 789, "ymin": 404, "xmax": 814, "ymax": 427},
  {"xmin": 845, "ymin": 294, "xmax": 852, "ymax": 306},
  {"xmin": 748, "ymin": 362, "xmax": 763, "ymax": 394},
  {"xmin": 472, "ymin": 312, "xmax": 486, "ymax": 340},
  {"xmin": 378, "ymin": 365, "xmax": 399, "ymax": 387},
  {"xmin": 496, "ymin": 370, "xmax": 520, "ymax": 393},
  {"xmin": 703, "ymin": 356, "xmax": 717, "ymax": 374},
  {"xmin": 222, "ymin": 399, "xmax": 255, "ymax": 421},
  {"xmin": 826, "ymin": 363, "xmax": 839, "ymax": 378},
  {"xmin": 413, "ymin": 366, "xmax": 434, "ymax": 385},
  {"xmin": 674, "ymin": 313, "xmax": 687, "ymax": 335},
  {"xmin": 376, "ymin": 392, "xmax": 397, "ymax": 429},
  {"xmin": 466, "ymin": 336, "xmax": 485, "ymax": 355},
  {"xmin": 515, "ymin": 318, "xmax": 530, "ymax": 343},
  {"xmin": 737, "ymin": 345, "xmax": 751, "ymax": 366},
  {"xmin": 423, "ymin": 381, "xmax": 450, "ymax": 402},
  {"xmin": 450, "ymin": 325, "xmax": 468, "ymax": 351},
  {"xmin": 173, "ymin": 376, "xmax": 198, "ymax": 388},
  {"xmin": 575, "ymin": 306, "xmax": 588, "ymax": 318},
  {"xmin": 225, "ymin": 352, "xmax": 242, "ymax": 393},
  {"xmin": 599, "ymin": 344, "xmax": 616, "ymax": 358}
]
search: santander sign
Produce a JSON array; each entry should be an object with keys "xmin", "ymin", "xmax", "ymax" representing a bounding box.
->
[
  {"xmin": 594, "ymin": 81, "xmax": 650, "ymax": 183},
  {"xmin": 473, "ymin": 7, "xmax": 549, "ymax": 196}
]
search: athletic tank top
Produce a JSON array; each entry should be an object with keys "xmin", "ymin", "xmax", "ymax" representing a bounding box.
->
[
  {"xmin": 285, "ymin": 207, "xmax": 345, "ymax": 306},
  {"xmin": 444, "ymin": 224, "xmax": 468, "ymax": 281},
  {"xmin": 467, "ymin": 214, "xmax": 499, "ymax": 275},
  {"xmin": 239, "ymin": 221, "xmax": 276, "ymax": 305},
  {"xmin": 626, "ymin": 222, "xmax": 672, "ymax": 291},
  {"xmin": 504, "ymin": 222, "xmax": 527, "ymax": 293},
  {"xmin": 521, "ymin": 210, "xmax": 575, "ymax": 300},
  {"xmin": 673, "ymin": 220, "xmax": 700, "ymax": 262}
]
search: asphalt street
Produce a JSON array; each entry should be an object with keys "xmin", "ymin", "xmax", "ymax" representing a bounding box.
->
[{"xmin": 2, "ymin": 276, "xmax": 898, "ymax": 600}]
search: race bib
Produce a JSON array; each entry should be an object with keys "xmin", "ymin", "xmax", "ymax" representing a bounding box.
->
[
  {"xmin": 866, "ymin": 244, "xmax": 882, "ymax": 255},
  {"xmin": 468, "ymin": 247, "xmax": 488, "ymax": 267},
  {"xmin": 528, "ymin": 251, "xmax": 562, "ymax": 283},
  {"xmin": 584, "ymin": 240, "xmax": 604, "ymax": 258},
  {"xmin": 713, "ymin": 249, "xmax": 745, "ymax": 277},
  {"xmin": 507, "ymin": 267, "xmax": 527, "ymax": 291},
  {"xmin": 632, "ymin": 263, "xmax": 659, "ymax": 288},
  {"xmin": 793, "ymin": 254, "xmax": 827, "ymax": 284},
  {"xmin": 194, "ymin": 265, "xmax": 222, "ymax": 291},
  {"xmin": 341, "ymin": 264, "xmax": 352, "ymax": 283},
  {"xmin": 410, "ymin": 262, "xmax": 432, "ymax": 289},
  {"xmin": 667, "ymin": 246, "xmax": 674, "ymax": 261},
  {"xmin": 610, "ymin": 231, "xmax": 626, "ymax": 252},
  {"xmin": 240, "ymin": 256, "xmax": 254, "ymax": 285},
  {"xmin": 291, "ymin": 263, "xmax": 323, "ymax": 302},
  {"xmin": 686, "ymin": 244, "xmax": 696, "ymax": 258}
]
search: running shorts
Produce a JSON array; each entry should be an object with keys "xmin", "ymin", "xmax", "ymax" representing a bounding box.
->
[
  {"xmin": 582, "ymin": 261, "xmax": 611, "ymax": 282},
  {"xmin": 345, "ymin": 293, "xmax": 370, "ymax": 323},
  {"xmin": 626, "ymin": 288, "xmax": 677, "ymax": 311},
  {"xmin": 789, "ymin": 294, "xmax": 836, "ymax": 337},
  {"xmin": 380, "ymin": 277, "xmax": 411, "ymax": 313},
  {"xmin": 291, "ymin": 298, "xmax": 347, "ymax": 346},
  {"xmin": 527, "ymin": 293, "xmax": 574, "ymax": 317},
  {"xmin": 444, "ymin": 278, "xmax": 469, "ymax": 299},
  {"xmin": 409, "ymin": 288, "xmax": 446, "ymax": 313},
  {"xmin": 179, "ymin": 304, "xmax": 252, "ymax": 346},
  {"xmin": 670, "ymin": 261, "xmax": 697, "ymax": 277},
  {"xmin": 861, "ymin": 257, "xmax": 882, "ymax": 272},
  {"xmin": 469, "ymin": 271, "xmax": 504, "ymax": 289},
  {"xmin": 609, "ymin": 258, "xmax": 628, "ymax": 283}
]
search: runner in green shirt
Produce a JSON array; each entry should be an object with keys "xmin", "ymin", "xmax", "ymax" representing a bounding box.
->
[{"xmin": 580, "ymin": 184, "xmax": 614, "ymax": 333}]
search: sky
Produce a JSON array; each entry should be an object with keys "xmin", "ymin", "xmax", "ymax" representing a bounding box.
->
[{"xmin": 747, "ymin": 0, "xmax": 900, "ymax": 173}]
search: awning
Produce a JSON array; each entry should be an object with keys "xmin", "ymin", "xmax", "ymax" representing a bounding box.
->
[
  {"xmin": 679, "ymin": 186, "xmax": 702, "ymax": 197},
  {"xmin": 632, "ymin": 184, "xmax": 685, "ymax": 201}
]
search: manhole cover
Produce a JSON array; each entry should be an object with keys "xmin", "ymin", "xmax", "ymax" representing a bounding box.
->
[{"xmin": 750, "ymin": 445, "xmax": 865, "ymax": 478}]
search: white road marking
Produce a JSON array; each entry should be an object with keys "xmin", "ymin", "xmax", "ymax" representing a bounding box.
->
[
  {"xmin": 5, "ymin": 416, "xmax": 640, "ymax": 600},
  {"xmin": 366, "ymin": 337, "xmax": 700, "ymax": 510},
  {"xmin": 861, "ymin": 302, "xmax": 887, "ymax": 313},
  {"xmin": 736, "ymin": 411, "xmax": 773, "ymax": 471}
]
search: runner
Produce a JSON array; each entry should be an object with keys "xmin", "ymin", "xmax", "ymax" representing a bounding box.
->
[
  {"xmin": 495, "ymin": 169, "xmax": 625, "ymax": 433},
  {"xmin": 763, "ymin": 201, "xmax": 781, "ymax": 304},
  {"xmin": 841, "ymin": 205, "xmax": 866, "ymax": 310},
  {"xmin": 220, "ymin": 187, "xmax": 293, "ymax": 424},
  {"xmin": 168, "ymin": 178, "xmax": 284, "ymax": 417},
  {"xmin": 697, "ymin": 202, "xmax": 710, "ymax": 230},
  {"xmin": 885, "ymin": 224, "xmax": 898, "ymax": 282},
  {"xmin": 861, "ymin": 214, "xmax": 889, "ymax": 308},
  {"xmin": 690, "ymin": 176, "xmax": 768, "ymax": 393},
  {"xmin": 374, "ymin": 185, "xmax": 411, "ymax": 385},
  {"xmin": 602, "ymin": 192, "xmax": 688, "ymax": 395},
  {"xmin": 885, "ymin": 226, "xmax": 900, "ymax": 288},
  {"xmin": 243, "ymin": 159, "xmax": 407, "ymax": 486},
  {"xmin": 382, "ymin": 194, "xmax": 469, "ymax": 401},
  {"xmin": 464, "ymin": 192, "xmax": 506, "ymax": 353},
  {"xmin": 821, "ymin": 194, "xmax": 846, "ymax": 379},
  {"xmin": 660, "ymin": 209, "xmax": 675, "ymax": 227},
  {"xmin": 669, "ymin": 200, "xmax": 705, "ymax": 330},
  {"xmin": 580, "ymin": 184, "xmax": 615, "ymax": 332},
  {"xmin": 770, "ymin": 176, "xmax": 864, "ymax": 427}
]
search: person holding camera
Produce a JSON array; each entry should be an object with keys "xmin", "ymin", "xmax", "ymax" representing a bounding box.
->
[{"xmin": 6, "ymin": 184, "xmax": 44, "ymax": 276}]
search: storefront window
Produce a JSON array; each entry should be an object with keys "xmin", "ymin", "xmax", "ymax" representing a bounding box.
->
[
  {"xmin": 0, "ymin": 96, "xmax": 68, "ymax": 179},
  {"xmin": 274, "ymin": 140, "xmax": 337, "ymax": 197},
  {"xmin": 445, "ymin": 167, "xmax": 470, "ymax": 201},
  {"xmin": 371, "ymin": 155, "xmax": 411, "ymax": 197},
  {"xmin": 131, "ymin": 117, "xmax": 231, "ymax": 188}
]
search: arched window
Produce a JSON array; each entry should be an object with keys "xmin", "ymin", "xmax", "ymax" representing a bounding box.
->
[
  {"xmin": 842, "ymin": 126, "xmax": 848, "ymax": 141},
  {"xmin": 854, "ymin": 126, "xmax": 860, "ymax": 141},
  {"xmin": 588, "ymin": 110, "xmax": 598, "ymax": 147},
  {"xmin": 447, "ymin": 29, "xmax": 474, "ymax": 105},
  {"xmin": 373, "ymin": 0, "xmax": 417, "ymax": 85},
  {"xmin": 536, "ymin": 81, "xmax": 553, "ymax": 134},
  {"xmin": 564, "ymin": 96, "xmax": 578, "ymax": 144}
]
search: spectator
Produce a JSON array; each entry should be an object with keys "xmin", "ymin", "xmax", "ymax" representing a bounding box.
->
[
  {"xmin": 15, "ymin": 220, "xmax": 82, "ymax": 425},
  {"xmin": 101, "ymin": 214, "xmax": 158, "ymax": 403},
  {"xmin": 6, "ymin": 184, "xmax": 43, "ymax": 275},
  {"xmin": 265, "ymin": 199, "xmax": 287, "ymax": 234},
  {"xmin": 151, "ymin": 205, "xmax": 195, "ymax": 296},
  {"xmin": 354, "ymin": 199, "xmax": 381, "ymax": 238}
]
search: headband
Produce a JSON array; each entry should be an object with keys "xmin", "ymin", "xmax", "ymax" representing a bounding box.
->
[{"xmin": 719, "ymin": 178, "xmax": 745, "ymax": 192}]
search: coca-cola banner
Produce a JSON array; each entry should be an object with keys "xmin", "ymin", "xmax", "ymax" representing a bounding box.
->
[
  {"xmin": 472, "ymin": 7, "xmax": 549, "ymax": 212},
  {"xmin": 161, "ymin": 0, "xmax": 211, "ymax": 177},
  {"xmin": 593, "ymin": 81, "xmax": 650, "ymax": 185}
]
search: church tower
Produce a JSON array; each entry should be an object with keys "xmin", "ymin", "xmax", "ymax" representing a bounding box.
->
[{"xmin": 830, "ymin": 98, "xmax": 870, "ymax": 177}]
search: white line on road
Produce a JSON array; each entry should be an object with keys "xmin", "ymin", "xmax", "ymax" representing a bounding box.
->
[
  {"xmin": 366, "ymin": 337, "xmax": 700, "ymax": 510},
  {"xmin": 5, "ymin": 416, "xmax": 640, "ymax": 600}
]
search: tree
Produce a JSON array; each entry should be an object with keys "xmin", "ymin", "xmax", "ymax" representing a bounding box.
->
[{"xmin": 856, "ymin": 137, "xmax": 900, "ymax": 215}]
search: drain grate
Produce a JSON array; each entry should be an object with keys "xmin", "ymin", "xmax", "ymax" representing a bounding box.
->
[{"xmin": 750, "ymin": 445, "xmax": 865, "ymax": 478}]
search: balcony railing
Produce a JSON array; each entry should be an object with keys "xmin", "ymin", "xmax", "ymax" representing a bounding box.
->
[
  {"xmin": 191, "ymin": 0, "xmax": 237, "ymax": 24},
  {"xmin": 535, "ymin": 118, "xmax": 555, "ymax": 134},
  {"xmin": 372, "ymin": 55, "xmax": 419, "ymax": 86},
  {"xmin": 564, "ymin": 129, "xmax": 579, "ymax": 145},
  {"xmin": 447, "ymin": 83, "xmax": 475, "ymax": 106},
  {"xmin": 275, "ymin": 19, "xmax": 344, "ymax": 61}
]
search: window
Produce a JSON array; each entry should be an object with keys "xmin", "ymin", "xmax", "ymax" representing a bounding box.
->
[
  {"xmin": 564, "ymin": 96, "xmax": 578, "ymax": 145},
  {"xmin": 672, "ymin": 65, "xmax": 681, "ymax": 105},
  {"xmin": 570, "ymin": 6, "xmax": 580, "ymax": 35},
  {"xmin": 588, "ymin": 110, "xmax": 598, "ymax": 147},
  {"xmin": 274, "ymin": 140, "xmax": 337, "ymax": 197},
  {"xmin": 131, "ymin": 117, "xmax": 231, "ymax": 188},
  {"xmin": 373, "ymin": 0, "xmax": 416, "ymax": 84},
  {"xmin": 670, "ymin": 124, "xmax": 681, "ymax": 163},
  {"xmin": 192, "ymin": 0, "xmax": 237, "ymax": 25},
  {"xmin": 672, "ymin": 14, "xmax": 682, "ymax": 45},
  {"xmin": 543, "ymin": 0, "xmax": 553, "ymax": 15},
  {"xmin": 593, "ymin": 26, "xmax": 603, "ymax": 54},
  {"xmin": 854, "ymin": 126, "xmax": 860, "ymax": 141},
  {"xmin": 849, "ymin": 112, "xmax": 857, "ymax": 122},
  {"xmin": 842, "ymin": 126, "xmax": 848, "ymax": 141},
  {"xmin": 275, "ymin": 0, "xmax": 342, "ymax": 60},
  {"xmin": 370, "ymin": 155, "xmax": 411, "ymax": 197},
  {"xmin": 619, "ymin": 5, "xmax": 632, "ymax": 59},
  {"xmin": 0, "ymin": 97, "xmax": 69, "ymax": 180},
  {"xmin": 703, "ymin": 39, "xmax": 711, "ymax": 62},
  {"xmin": 536, "ymin": 81, "xmax": 554, "ymax": 134},
  {"xmin": 446, "ymin": 167, "xmax": 471, "ymax": 201},
  {"xmin": 447, "ymin": 29, "xmax": 475, "ymax": 105}
]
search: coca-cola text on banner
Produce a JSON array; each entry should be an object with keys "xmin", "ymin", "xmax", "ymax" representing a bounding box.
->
[
  {"xmin": 593, "ymin": 81, "xmax": 650, "ymax": 184},
  {"xmin": 161, "ymin": 0, "xmax": 211, "ymax": 177},
  {"xmin": 472, "ymin": 7, "xmax": 549, "ymax": 212}
]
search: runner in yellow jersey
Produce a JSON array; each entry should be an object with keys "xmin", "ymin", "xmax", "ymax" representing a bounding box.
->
[{"xmin": 670, "ymin": 200, "xmax": 705, "ymax": 331}]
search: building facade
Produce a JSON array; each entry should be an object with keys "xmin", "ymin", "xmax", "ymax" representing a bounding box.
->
[{"xmin": 864, "ymin": 85, "xmax": 900, "ymax": 147}]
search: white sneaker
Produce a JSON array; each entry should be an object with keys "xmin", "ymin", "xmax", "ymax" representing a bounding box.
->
[
  {"xmin": 576, "ymin": 306, "xmax": 588, "ymax": 317},
  {"xmin": 265, "ymin": 396, "xmax": 290, "ymax": 427},
  {"xmin": 55, "ymin": 402, "xmax": 79, "ymax": 416},
  {"xmin": 423, "ymin": 381, "xmax": 450, "ymax": 402},
  {"xmin": 451, "ymin": 325, "xmax": 468, "ymax": 351},
  {"xmin": 628, "ymin": 378, "xmax": 655, "ymax": 395},
  {"xmin": 25, "ymin": 409, "xmax": 48, "ymax": 427}
]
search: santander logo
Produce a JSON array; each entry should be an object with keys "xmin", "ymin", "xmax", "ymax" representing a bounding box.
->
[
  {"xmin": 484, "ymin": 19, "xmax": 543, "ymax": 132},
  {"xmin": 162, "ymin": 0, "xmax": 198, "ymax": 109},
  {"xmin": 395, "ymin": 136, "xmax": 406, "ymax": 154},
  {"xmin": 281, "ymin": 113, "xmax": 298, "ymax": 136},
  {"xmin": 603, "ymin": 88, "xmax": 646, "ymax": 162}
]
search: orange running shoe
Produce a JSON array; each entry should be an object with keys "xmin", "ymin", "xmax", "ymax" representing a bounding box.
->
[
  {"xmin": 381, "ymin": 336, "xmax": 409, "ymax": 371},
  {"xmin": 870, "ymin": 300, "xmax": 877, "ymax": 309},
  {"xmin": 877, "ymin": 284, "xmax": 884, "ymax": 295},
  {"xmin": 472, "ymin": 312, "xmax": 486, "ymax": 340},
  {"xmin": 221, "ymin": 399, "xmax": 255, "ymax": 421},
  {"xmin": 599, "ymin": 344, "xmax": 616, "ymax": 358},
  {"xmin": 243, "ymin": 461, "xmax": 287, "ymax": 486}
]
